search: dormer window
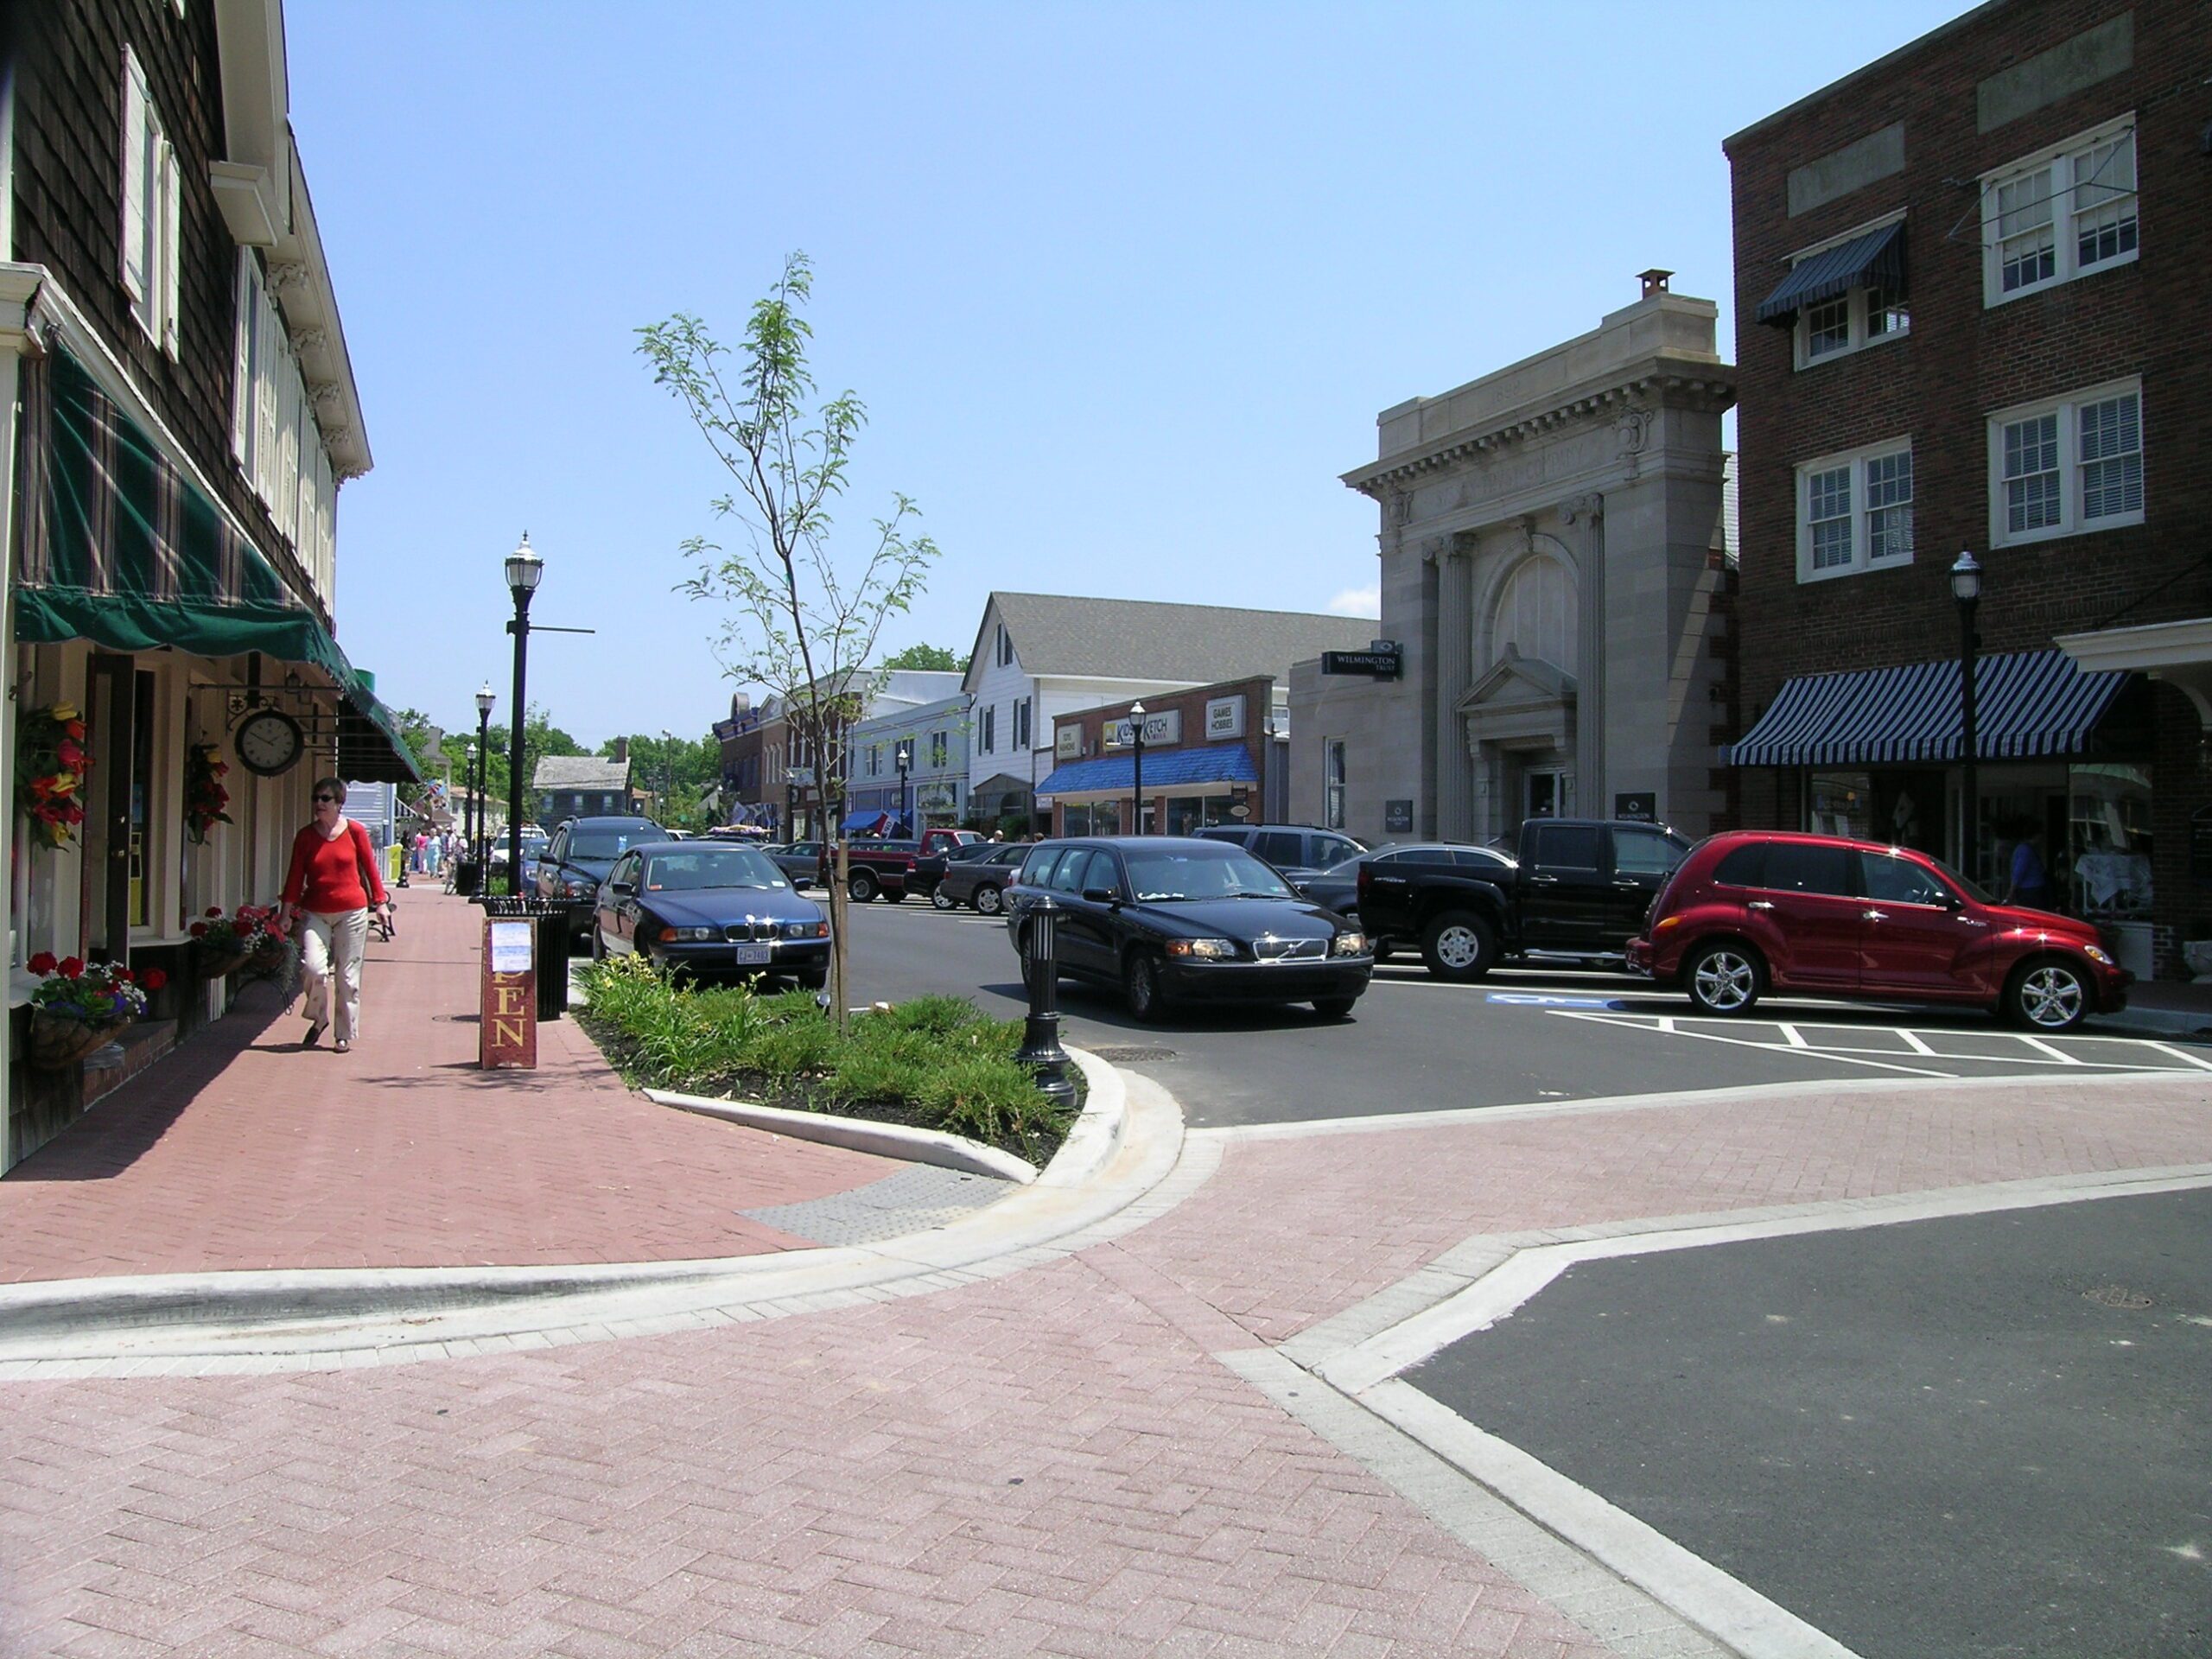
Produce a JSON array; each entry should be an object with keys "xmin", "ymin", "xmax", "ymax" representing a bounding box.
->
[{"xmin": 1756, "ymin": 218, "xmax": 1909, "ymax": 369}]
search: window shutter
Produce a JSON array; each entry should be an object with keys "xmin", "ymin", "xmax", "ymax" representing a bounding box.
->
[
  {"xmin": 231, "ymin": 254, "xmax": 252, "ymax": 461},
  {"xmin": 159, "ymin": 140, "xmax": 181, "ymax": 357},
  {"xmin": 255, "ymin": 291, "xmax": 278, "ymax": 504},
  {"xmin": 120, "ymin": 51, "xmax": 149, "ymax": 302}
]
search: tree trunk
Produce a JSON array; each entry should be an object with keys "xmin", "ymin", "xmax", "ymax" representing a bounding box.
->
[{"xmin": 830, "ymin": 834, "xmax": 850, "ymax": 1035}]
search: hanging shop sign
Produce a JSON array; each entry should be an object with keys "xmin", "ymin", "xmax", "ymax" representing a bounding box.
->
[{"xmin": 1321, "ymin": 643, "xmax": 1402, "ymax": 679}]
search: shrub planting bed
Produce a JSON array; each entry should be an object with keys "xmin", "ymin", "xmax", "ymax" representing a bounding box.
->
[{"xmin": 576, "ymin": 955, "xmax": 1077, "ymax": 1165}]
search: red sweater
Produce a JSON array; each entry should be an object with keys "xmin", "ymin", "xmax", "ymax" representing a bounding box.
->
[{"xmin": 282, "ymin": 821, "xmax": 388, "ymax": 912}]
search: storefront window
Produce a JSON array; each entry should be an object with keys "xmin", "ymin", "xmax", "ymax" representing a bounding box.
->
[
  {"xmin": 1093, "ymin": 799, "xmax": 1122, "ymax": 836},
  {"xmin": 1063, "ymin": 804, "xmax": 1090, "ymax": 836},
  {"xmin": 1163, "ymin": 797, "xmax": 1234, "ymax": 836},
  {"xmin": 2069, "ymin": 763, "xmax": 2152, "ymax": 918},
  {"xmin": 1806, "ymin": 772, "xmax": 1870, "ymax": 839}
]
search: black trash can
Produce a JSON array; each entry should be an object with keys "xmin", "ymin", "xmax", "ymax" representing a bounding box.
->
[
  {"xmin": 477, "ymin": 895, "xmax": 587, "ymax": 1021},
  {"xmin": 454, "ymin": 858, "xmax": 483, "ymax": 897}
]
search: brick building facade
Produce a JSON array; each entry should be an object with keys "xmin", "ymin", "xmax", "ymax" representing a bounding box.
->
[
  {"xmin": 1724, "ymin": 0, "xmax": 2208, "ymax": 978},
  {"xmin": 1038, "ymin": 677, "xmax": 1288, "ymax": 837}
]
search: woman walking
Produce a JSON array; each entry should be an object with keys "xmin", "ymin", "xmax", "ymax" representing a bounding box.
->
[{"xmin": 280, "ymin": 776, "xmax": 391, "ymax": 1053}]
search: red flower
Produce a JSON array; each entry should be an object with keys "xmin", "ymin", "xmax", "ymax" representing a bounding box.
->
[
  {"xmin": 27, "ymin": 951, "xmax": 56, "ymax": 975},
  {"xmin": 56, "ymin": 740, "xmax": 85, "ymax": 769},
  {"xmin": 58, "ymin": 957, "xmax": 85, "ymax": 980},
  {"xmin": 139, "ymin": 969, "xmax": 168, "ymax": 992},
  {"xmin": 189, "ymin": 922, "xmax": 209, "ymax": 938},
  {"xmin": 62, "ymin": 719, "xmax": 86, "ymax": 740},
  {"xmin": 113, "ymin": 968, "xmax": 135, "ymax": 983},
  {"xmin": 205, "ymin": 906, "xmax": 225, "ymax": 918}
]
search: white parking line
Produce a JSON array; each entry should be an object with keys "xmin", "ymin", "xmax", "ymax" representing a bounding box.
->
[
  {"xmin": 2018, "ymin": 1034, "xmax": 2084, "ymax": 1065},
  {"xmin": 1548, "ymin": 1009, "xmax": 1955, "ymax": 1078},
  {"xmin": 1897, "ymin": 1029, "xmax": 1936, "ymax": 1056}
]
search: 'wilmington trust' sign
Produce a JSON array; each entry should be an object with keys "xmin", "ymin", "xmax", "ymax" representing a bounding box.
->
[{"xmin": 1103, "ymin": 709, "xmax": 1181, "ymax": 749}]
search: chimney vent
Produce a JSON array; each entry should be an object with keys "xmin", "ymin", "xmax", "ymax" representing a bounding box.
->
[
  {"xmin": 1638, "ymin": 268, "xmax": 1674, "ymax": 299},
  {"xmin": 613, "ymin": 738, "xmax": 628, "ymax": 764}
]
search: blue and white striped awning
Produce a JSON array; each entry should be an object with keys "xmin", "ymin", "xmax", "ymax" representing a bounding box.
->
[{"xmin": 1726, "ymin": 648, "xmax": 2129, "ymax": 767}]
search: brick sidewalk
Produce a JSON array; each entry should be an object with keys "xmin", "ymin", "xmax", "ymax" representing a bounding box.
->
[
  {"xmin": 0, "ymin": 887, "xmax": 910, "ymax": 1282},
  {"xmin": 3, "ymin": 1070, "xmax": 2207, "ymax": 1654}
]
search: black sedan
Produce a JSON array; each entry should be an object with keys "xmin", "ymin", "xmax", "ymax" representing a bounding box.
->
[
  {"xmin": 1003, "ymin": 836, "xmax": 1371, "ymax": 1022},
  {"xmin": 766, "ymin": 840, "xmax": 825, "ymax": 888},
  {"xmin": 591, "ymin": 842, "xmax": 830, "ymax": 988},
  {"xmin": 913, "ymin": 841, "xmax": 1003, "ymax": 908},
  {"xmin": 938, "ymin": 843, "xmax": 1027, "ymax": 912}
]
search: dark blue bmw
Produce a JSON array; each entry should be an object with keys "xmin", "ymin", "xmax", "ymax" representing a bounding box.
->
[{"xmin": 590, "ymin": 842, "xmax": 830, "ymax": 988}]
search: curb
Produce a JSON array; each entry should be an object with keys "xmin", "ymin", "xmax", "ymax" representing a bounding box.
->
[
  {"xmin": 644, "ymin": 1091, "xmax": 1043, "ymax": 1185},
  {"xmin": 0, "ymin": 1046, "xmax": 1160, "ymax": 1370}
]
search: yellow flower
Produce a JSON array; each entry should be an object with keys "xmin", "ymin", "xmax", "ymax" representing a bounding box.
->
[{"xmin": 50, "ymin": 703, "xmax": 77, "ymax": 721}]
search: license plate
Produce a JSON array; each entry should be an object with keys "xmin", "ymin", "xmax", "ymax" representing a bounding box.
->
[{"xmin": 732, "ymin": 944, "xmax": 772, "ymax": 965}]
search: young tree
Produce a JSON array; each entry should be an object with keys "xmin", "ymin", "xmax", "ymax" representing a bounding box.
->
[{"xmin": 639, "ymin": 252, "xmax": 938, "ymax": 1025}]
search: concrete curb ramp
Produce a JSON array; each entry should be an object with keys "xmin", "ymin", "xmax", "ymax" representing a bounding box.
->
[{"xmin": 0, "ymin": 1046, "xmax": 1180, "ymax": 1374}]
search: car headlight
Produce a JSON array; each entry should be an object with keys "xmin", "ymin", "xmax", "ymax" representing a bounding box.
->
[
  {"xmin": 658, "ymin": 925, "xmax": 716, "ymax": 943},
  {"xmin": 782, "ymin": 921, "xmax": 825, "ymax": 939},
  {"xmin": 2082, "ymin": 944, "xmax": 2113, "ymax": 966},
  {"xmin": 1166, "ymin": 938, "xmax": 1237, "ymax": 960},
  {"xmin": 1331, "ymin": 931, "xmax": 1369, "ymax": 957},
  {"xmin": 564, "ymin": 876, "xmax": 595, "ymax": 897}
]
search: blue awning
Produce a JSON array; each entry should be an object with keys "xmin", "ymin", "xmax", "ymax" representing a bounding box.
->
[
  {"xmin": 842, "ymin": 808, "xmax": 892, "ymax": 834},
  {"xmin": 1036, "ymin": 741, "xmax": 1260, "ymax": 797},
  {"xmin": 1755, "ymin": 220, "xmax": 1906, "ymax": 326},
  {"xmin": 1726, "ymin": 649, "xmax": 2129, "ymax": 767}
]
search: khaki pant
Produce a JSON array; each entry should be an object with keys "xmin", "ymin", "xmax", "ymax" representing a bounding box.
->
[{"xmin": 299, "ymin": 907, "xmax": 370, "ymax": 1043}]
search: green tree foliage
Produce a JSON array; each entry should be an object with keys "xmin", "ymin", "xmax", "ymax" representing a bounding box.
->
[
  {"xmin": 605, "ymin": 731, "xmax": 720, "ymax": 830},
  {"xmin": 638, "ymin": 251, "xmax": 941, "ymax": 1027},
  {"xmin": 882, "ymin": 642, "xmax": 965, "ymax": 672}
]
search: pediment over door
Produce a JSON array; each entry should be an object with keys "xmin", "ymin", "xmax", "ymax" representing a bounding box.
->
[{"xmin": 1458, "ymin": 645, "xmax": 1576, "ymax": 752}]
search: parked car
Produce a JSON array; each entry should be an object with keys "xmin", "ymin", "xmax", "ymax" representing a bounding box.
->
[
  {"xmin": 1192, "ymin": 824, "xmax": 1368, "ymax": 886},
  {"xmin": 1295, "ymin": 842, "xmax": 1514, "ymax": 918},
  {"xmin": 938, "ymin": 843, "xmax": 1028, "ymax": 912},
  {"xmin": 590, "ymin": 842, "xmax": 829, "ymax": 988},
  {"xmin": 1004, "ymin": 836, "xmax": 1372, "ymax": 1022},
  {"xmin": 913, "ymin": 840, "xmax": 1004, "ymax": 907},
  {"xmin": 836, "ymin": 838, "xmax": 923, "ymax": 903},
  {"xmin": 1356, "ymin": 817, "xmax": 1692, "ymax": 980},
  {"xmin": 1627, "ymin": 830, "xmax": 2131, "ymax": 1031},
  {"xmin": 767, "ymin": 840, "xmax": 824, "ymax": 887},
  {"xmin": 535, "ymin": 816, "xmax": 666, "ymax": 944}
]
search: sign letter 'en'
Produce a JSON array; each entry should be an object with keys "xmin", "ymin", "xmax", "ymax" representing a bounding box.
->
[{"xmin": 481, "ymin": 919, "xmax": 538, "ymax": 1069}]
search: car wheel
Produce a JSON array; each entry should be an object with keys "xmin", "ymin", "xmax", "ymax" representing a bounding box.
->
[
  {"xmin": 849, "ymin": 871, "xmax": 879, "ymax": 903},
  {"xmin": 1420, "ymin": 910, "xmax": 1497, "ymax": 982},
  {"xmin": 931, "ymin": 887, "xmax": 957, "ymax": 911},
  {"xmin": 797, "ymin": 966, "xmax": 828, "ymax": 992},
  {"xmin": 590, "ymin": 925, "xmax": 607, "ymax": 962},
  {"xmin": 1122, "ymin": 950, "xmax": 1166, "ymax": 1023},
  {"xmin": 1016, "ymin": 931, "xmax": 1051, "ymax": 995},
  {"xmin": 2005, "ymin": 957, "xmax": 2088, "ymax": 1031},
  {"xmin": 1313, "ymin": 996, "xmax": 1357, "ymax": 1020},
  {"xmin": 1685, "ymin": 941, "xmax": 1764, "ymax": 1016},
  {"xmin": 974, "ymin": 884, "xmax": 1003, "ymax": 916}
]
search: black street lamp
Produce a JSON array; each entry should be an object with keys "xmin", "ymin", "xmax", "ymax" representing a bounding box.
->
[
  {"xmin": 1951, "ymin": 550, "xmax": 1983, "ymax": 880},
  {"xmin": 895, "ymin": 741, "xmax": 912, "ymax": 833},
  {"xmin": 504, "ymin": 533, "xmax": 543, "ymax": 888},
  {"xmin": 474, "ymin": 681, "xmax": 495, "ymax": 868},
  {"xmin": 1128, "ymin": 700, "xmax": 1147, "ymax": 836}
]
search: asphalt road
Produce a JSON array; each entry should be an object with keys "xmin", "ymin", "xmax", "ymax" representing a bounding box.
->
[
  {"xmin": 1405, "ymin": 1188, "xmax": 2212, "ymax": 1659},
  {"xmin": 831, "ymin": 896, "xmax": 2212, "ymax": 1128}
]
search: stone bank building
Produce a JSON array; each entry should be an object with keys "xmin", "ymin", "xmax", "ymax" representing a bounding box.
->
[{"xmin": 1290, "ymin": 276, "xmax": 1737, "ymax": 845}]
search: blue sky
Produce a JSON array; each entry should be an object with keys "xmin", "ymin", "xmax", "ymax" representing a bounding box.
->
[{"xmin": 291, "ymin": 0, "xmax": 1969, "ymax": 747}]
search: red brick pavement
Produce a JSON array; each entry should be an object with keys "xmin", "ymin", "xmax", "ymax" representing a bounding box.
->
[
  {"xmin": 3, "ymin": 1018, "xmax": 2209, "ymax": 1652},
  {"xmin": 0, "ymin": 887, "xmax": 908, "ymax": 1282}
]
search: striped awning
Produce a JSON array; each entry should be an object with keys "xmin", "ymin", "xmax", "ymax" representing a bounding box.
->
[
  {"xmin": 1756, "ymin": 221, "xmax": 1906, "ymax": 326},
  {"xmin": 17, "ymin": 349, "xmax": 420, "ymax": 783},
  {"xmin": 1726, "ymin": 649, "xmax": 2129, "ymax": 767},
  {"xmin": 1036, "ymin": 741, "xmax": 1260, "ymax": 797}
]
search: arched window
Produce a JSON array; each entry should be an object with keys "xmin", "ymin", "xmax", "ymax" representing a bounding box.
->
[{"xmin": 1491, "ymin": 556, "xmax": 1578, "ymax": 674}]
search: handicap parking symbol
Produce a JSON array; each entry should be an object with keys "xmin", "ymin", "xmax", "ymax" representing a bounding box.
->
[{"xmin": 1485, "ymin": 992, "xmax": 1628, "ymax": 1010}]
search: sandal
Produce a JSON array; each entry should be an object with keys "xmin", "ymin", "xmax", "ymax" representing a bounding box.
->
[{"xmin": 303, "ymin": 1020, "xmax": 327, "ymax": 1048}]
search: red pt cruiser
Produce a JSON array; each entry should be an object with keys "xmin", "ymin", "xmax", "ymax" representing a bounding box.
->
[{"xmin": 1625, "ymin": 831, "xmax": 2130, "ymax": 1032}]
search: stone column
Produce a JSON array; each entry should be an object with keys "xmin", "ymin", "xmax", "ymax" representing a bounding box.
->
[
  {"xmin": 1433, "ymin": 534, "xmax": 1476, "ymax": 842},
  {"xmin": 1560, "ymin": 494, "xmax": 1605, "ymax": 815}
]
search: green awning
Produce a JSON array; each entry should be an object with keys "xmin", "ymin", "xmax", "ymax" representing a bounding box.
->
[{"xmin": 17, "ymin": 349, "xmax": 421, "ymax": 784}]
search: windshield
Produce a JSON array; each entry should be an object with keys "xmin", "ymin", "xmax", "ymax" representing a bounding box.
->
[
  {"xmin": 570, "ymin": 826, "xmax": 658, "ymax": 860},
  {"xmin": 1122, "ymin": 844, "xmax": 1295, "ymax": 902},
  {"xmin": 643, "ymin": 849, "xmax": 789, "ymax": 891},
  {"xmin": 1925, "ymin": 855, "xmax": 1993, "ymax": 906}
]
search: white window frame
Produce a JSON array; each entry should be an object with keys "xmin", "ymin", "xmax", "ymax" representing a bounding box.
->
[
  {"xmin": 1794, "ymin": 438, "xmax": 1916, "ymax": 583},
  {"xmin": 995, "ymin": 625, "xmax": 1013, "ymax": 667},
  {"xmin": 979, "ymin": 706, "xmax": 995, "ymax": 754},
  {"xmin": 1980, "ymin": 115, "xmax": 2138, "ymax": 308},
  {"xmin": 121, "ymin": 48, "xmax": 181, "ymax": 356},
  {"xmin": 1013, "ymin": 696, "xmax": 1032, "ymax": 752},
  {"xmin": 1783, "ymin": 212, "xmax": 1910, "ymax": 371},
  {"xmin": 231, "ymin": 251, "xmax": 339, "ymax": 603},
  {"xmin": 1986, "ymin": 378, "xmax": 2144, "ymax": 548},
  {"xmin": 1324, "ymin": 739, "xmax": 1346, "ymax": 830}
]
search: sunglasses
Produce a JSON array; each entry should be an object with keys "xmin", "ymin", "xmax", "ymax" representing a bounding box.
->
[{"xmin": 314, "ymin": 794, "xmax": 339, "ymax": 804}]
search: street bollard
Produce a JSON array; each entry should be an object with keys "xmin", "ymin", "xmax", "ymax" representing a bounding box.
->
[{"xmin": 1014, "ymin": 893, "xmax": 1077, "ymax": 1109}]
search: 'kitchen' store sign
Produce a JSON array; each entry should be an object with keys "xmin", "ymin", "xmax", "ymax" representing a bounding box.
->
[{"xmin": 1103, "ymin": 709, "xmax": 1181, "ymax": 748}]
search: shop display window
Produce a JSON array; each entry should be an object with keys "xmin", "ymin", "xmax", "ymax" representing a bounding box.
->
[
  {"xmin": 2069, "ymin": 763, "xmax": 2152, "ymax": 918},
  {"xmin": 1164, "ymin": 796, "xmax": 1236, "ymax": 837}
]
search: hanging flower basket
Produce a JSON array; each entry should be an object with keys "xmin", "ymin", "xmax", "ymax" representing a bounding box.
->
[
  {"xmin": 26, "ymin": 1008, "xmax": 127, "ymax": 1071},
  {"xmin": 15, "ymin": 702, "xmax": 89, "ymax": 849},
  {"xmin": 20, "ymin": 955, "xmax": 161, "ymax": 1070},
  {"xmin": 188, "ymin": 905, "xmax": 286, "ymax": 979},
  {"xmin": 195, "ymin": 944, "xmax": 253, "ymax": 980}
]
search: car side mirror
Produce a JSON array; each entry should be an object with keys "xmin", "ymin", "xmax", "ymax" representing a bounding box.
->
[
  {"xmin": 1083, "ymin": 887, "xmax": 1121, "ymax": 906},
  {"xmin": 1942, "ymin": 888, "xmax": 1964, "ymax": 910},
  {"xmin": 610, "ymin": 880, "xmax": 633, "ymax": 896}
]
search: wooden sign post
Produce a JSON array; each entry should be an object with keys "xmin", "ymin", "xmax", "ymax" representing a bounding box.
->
[{"xmin": 480, "ymin": 917, "xmax": 537, "ymax": 1069}]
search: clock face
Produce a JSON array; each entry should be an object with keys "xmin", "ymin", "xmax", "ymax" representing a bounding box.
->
[{"xmin": 235, "ymin": 709, "xmax": 303, "ymax": 777}]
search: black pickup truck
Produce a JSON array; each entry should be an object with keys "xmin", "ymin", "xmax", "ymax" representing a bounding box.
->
[{"xmin": 1355, "ymin": 817, "xmax": 1691, "ymax": 980}]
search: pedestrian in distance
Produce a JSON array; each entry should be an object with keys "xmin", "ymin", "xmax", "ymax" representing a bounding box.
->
[
  {"xmin": 280, "ymin": 777, "xmax": 391, "ymax": 1053},
  {"xmin": 2004, "ymin": 823, "xmax": 2050, "ymax": 912}
]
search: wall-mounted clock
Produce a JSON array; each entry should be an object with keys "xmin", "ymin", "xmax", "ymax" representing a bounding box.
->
[{"xmin": 235, "ymin": 707, "xmax": 304, "ymax": 777}]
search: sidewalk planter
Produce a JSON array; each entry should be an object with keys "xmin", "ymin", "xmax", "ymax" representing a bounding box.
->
[
  {"xmin": 194, "ymin": 944, "xmax": 252, "ymax": 981},
  {"xmin": 25, "ymin": 1009, "xmax": 126, "ymax": 1071}
]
